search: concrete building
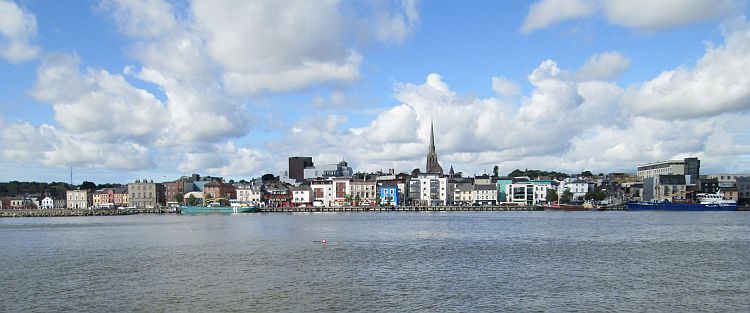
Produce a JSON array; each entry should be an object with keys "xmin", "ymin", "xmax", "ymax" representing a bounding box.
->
[
  {"xmin": 331, "ymin": 178, "xmax": 351, "ymax": 206},
  {"xmin": 562, "ymin": 179, "xmax": 593, "ymax": 200},
  {"xmin": 643, "ymin": 175, "xmax": 687, "ymax": 202},
  {"xmin": 636, "ymin": 157, "xmax": 700, "ymax": 180},
  {"xmin": 408, "ymin": 173, "xmax": 447, "ymax": 206},
  {"xmin": 41, "ymin": 196, "xmax": 55, "ymax": 209},
  {"xmin": 127, "ymin": 179, "xmax": 165, "ymax": 209},
  {"xmin": 310, "ymin": 179, "xmax": 334, "ymax": 207},
  {"xmin": 289, "ymin": 157, "xmax": 314, "ymax": 181},
  {"xmin": 705, "ymin": 174, "xmax": 750, "ymax": 188},
  {"xmin": 66, "ymin": 189, "xmax": 92, "ymax": 209},
  {"xmin": 507, "ymin": 183, "xmax": 534, "ymax": 205},
  {"xmin": 303, "ymin": 160, "xmax": 353, "ymax": 179}
]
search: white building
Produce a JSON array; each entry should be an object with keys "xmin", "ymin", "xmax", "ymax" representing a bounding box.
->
[
  {"xmin": 705, "ymin": 174, "xmax": 750, "ymax": 188},
  {"xmin": 310, "ymin": 179, "xmax": 334, "ymax": 207},
  {"xmin": 408, "ymin": 173, "xmax": 447, "ymax": 206},
  {"xmin": 235, "ymin": 184, "xmax": 262, "ymax": 205},
  {"xmin": 636, "ymin": 160, "xmax": 685, "ymax": 180},
  {"xmin": 41, "ymin": 196, "xmax": 54, "ymax": 209},
  {"xmin": 291, "ymin": 186, "xmax": 312, "ymax": 206},
  {"xmin": 558, "ymin": 178, "xmax": 593, "ymax": 201},
  {"xmin": 472, "ymin": 184, "xmax": 497, "ymax": 205}
]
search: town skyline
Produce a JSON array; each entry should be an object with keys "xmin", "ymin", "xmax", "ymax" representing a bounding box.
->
[{"xmin": 2, "ymin": 1, "xmax": 750, "ymax": 184}]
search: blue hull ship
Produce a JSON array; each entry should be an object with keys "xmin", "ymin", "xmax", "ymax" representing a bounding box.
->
[{"xmin": 626, "ymin": 202, "xmax": 737, "ymax": 211}]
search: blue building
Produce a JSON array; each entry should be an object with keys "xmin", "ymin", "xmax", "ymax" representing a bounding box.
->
[{"xmin": 378, "ymin": 183, "xmax": 399, "ymax": 206}]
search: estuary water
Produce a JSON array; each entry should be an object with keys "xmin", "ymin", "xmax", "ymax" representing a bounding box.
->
[{"xmin": 1, "ymin": 212, "xmax": 748, "ymax": 312}]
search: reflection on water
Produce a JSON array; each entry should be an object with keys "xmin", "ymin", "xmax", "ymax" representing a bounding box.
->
[{"xmin": 1, "ymin": 212, "xmax": 748, "ymax": 312}]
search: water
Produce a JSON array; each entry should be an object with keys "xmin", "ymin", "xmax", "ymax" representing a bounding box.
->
[{"xmin": 1, "ymin": 212, "xmax": 748, "ymax": 312}]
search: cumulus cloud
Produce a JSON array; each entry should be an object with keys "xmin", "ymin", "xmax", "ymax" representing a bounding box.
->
[
  {"xmin": 0, "ymin": 0, "xmax": 40, "ymax": 63},
  {"xmin": 623, "ymin": 18, "xmax": 750, "ymax": 119},
  {"xmin": 370, "ymin": 0, "xmax": 421, "ymax": 44},
  {"xmin": 576, "ymin": 51, "xmax": 630, "ymax": 81},
  {"xmin": 0, "ymin": 122, "xmax": 154, "ymax": 170},
  {"xmin": 522, "ymin": 0, "xmax": 743, "ymax": 33},
  {"xmin": 491, "ymin": 76, "xmax": 521, "ymax": 97},
  {"xmin": 30, "ymin": 53, "xmax": 168, "ymax": 143}
]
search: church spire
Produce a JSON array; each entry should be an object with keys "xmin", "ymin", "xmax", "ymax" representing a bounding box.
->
[
  {"xmin": 425, "ymin": 119, "xmax": 443, "ymax": 174},
  {"xmin": 429, "ymin": 119, "xmax": 436, "ymax": 154}
]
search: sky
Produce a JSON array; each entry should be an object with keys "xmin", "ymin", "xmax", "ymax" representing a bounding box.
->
[{"xmin": 1, "ymin": 0, "xmax": 750, "ymax": 184}]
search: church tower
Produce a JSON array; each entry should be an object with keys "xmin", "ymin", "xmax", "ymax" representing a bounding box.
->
[{"xmin": 426, "ymin": 120, "xmax": 443, "ymax": 174}]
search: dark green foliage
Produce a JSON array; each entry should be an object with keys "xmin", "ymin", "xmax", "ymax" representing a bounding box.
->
[
  {"xmin": 507, "ymin": 169, "xmax": 569, "ymax": 180},
  {"xmin": 560, "ymin": 189, "xmax": 574, "ymax": 204},
  {"xmin": 0, "ymin": 181, "xmax": 74, "ymax": 197},
  {"xmin": 79, "ymin": 181, "xmax": 97, "ymax": 190},
  {"xmin": 261, "ymin": 174, "xmax": 276, "ymax": 182},
  {"xmin": 546, "ymin": 189, "xmax": 558, "ymax": 202}
]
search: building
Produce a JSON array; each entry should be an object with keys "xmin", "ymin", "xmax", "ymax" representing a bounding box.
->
[
  {"xmin": 291, "ymin": 186, "xmax": 312, "ymax": 206},
  {"xmin": 697, "ymin": 178, "xmax": 719, "ymax": 194},
  {"xmin": 236, "ymin": 184, "xmax": 262, "ymax": 205},
  {"xmin": 453, "ymin": 183, "xmax": 474, "ymax": 206},
  {"xmin": 40, "ymin": 196, "xmax": 55, "ymax": 209},
  {"xmin": 643, "ymin": 175, "xmax": 687, "ymax": 202},
  {"xmin": 310, "ymin": 179, "xmax": 334, "ymax": 207},
  {"xmin": 127, "ymin": 179, "xmax": 165, "ymax": 209},
  {"xmin": 737, "ymin": 177, "xmax": 750, "ymax": 206},
  {"xmin": 303, "ymin": 160, "xmax": 353, "ymax": 179},
  {"xmin": 289, "ymin": 157, "xmax": 314, "ymax": 181},
  {"xmin": 496, "ymin": 178, "xmax": 513, "ymax": 202},
  {"xmin": 408, "ymin": 173, "xmax": 447, "ymax": 206},
  {"xmin": 425, "ymin": 121, "xmax": 443, "ymax": 174},
  {"xmin": 704, "ymin": 174, "xmax": 750, "ymax": 188},
  {"xmin": 563, "ymin": 179, "xmax": 593, "ymax": 200},
  {"xmin": 472, "ymin": 184, "xmax": 497, "ymax": 205},
  {"xmin": 506, "ymin": 183, "xmax": 534, "ymax": 205},
  {"xmin": 378, "ymin": 183, "xmax": 399, "ymax": 206},
  {"xmin": 331, "ymin": 177, "xmax": 351, "ymax": 206},
  {"xmin": 66, "ymin": 189, "xmax": 92, "ymax": 209},
  {"xmin": 349, "ymin": 180, "xmax": 377, "ymax": 205},
  {"xmin": 722, "ymin": 187, "xmax": 739, "ymax": 203},
  {"xmin": 264, "ymin": 185, "xmax": 291, "ymax": 207},
  {"xmin": 203, "ymin": 181, "xmax": 236, "ymax": 200},
  {"xmin": 636, "ymin": 157, "xmax": 700, "ymax": 180}
]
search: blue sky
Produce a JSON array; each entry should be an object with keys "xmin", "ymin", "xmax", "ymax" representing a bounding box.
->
[{"xmin": 1, "ymin": 0, "xmax": 750, "ymax": 184}]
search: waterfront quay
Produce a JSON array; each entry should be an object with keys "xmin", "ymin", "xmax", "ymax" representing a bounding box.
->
[
  {"xmin": 259, "ymin": 205, "xmax": 629, "ymax": 213},
  {"xmin": 0, "ymin": 208, "xmax": 132, "ymax": 218}
]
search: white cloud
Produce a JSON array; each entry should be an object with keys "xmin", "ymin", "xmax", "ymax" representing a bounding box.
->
[
  {"xmin": 522, "ymin": 0, "xmax": 743, "ymax": 33},
  {"xmin": 623, "ymin": 18, "xmax": 750, "ymax": 119},
  {"xmin": 521, "ymin": 0, "xmax": 596, "ymax": 34},
  {"xmin": 491, "ymin": 76, "xmax": 520, "ymax": 97},
  {"xmin": 371, "ymin": 0, "xmax": 421, "ymax": 44},
  {"xmin": 0, "ymin": 122, "xmax": 154, "ymax": 170},
  {"xmin": 0, "ymin": 0, "xmax": 40, "ymax": 63},
  {"xmin": 30, "ymin": 53, "xmax": 168, "ymax": 143},
  {"xmin": 577, "ymin": 51, "xmax": 630, "ymax": 81},
  {"xmin": 601, "ymin": 0, "xmax": 740, "ymax": 31}
]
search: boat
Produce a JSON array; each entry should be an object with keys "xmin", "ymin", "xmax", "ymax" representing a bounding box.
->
[
  {"xmin": 180, "ymin": 201, "xmax": 259, "ymax": 214},
  {"xmin": 626, "ymin": 200, "xmax": 737, "ymax": 211},
  {"xmin": 545, "ymin": 203, "xmax": 591, "ymax": 211}
]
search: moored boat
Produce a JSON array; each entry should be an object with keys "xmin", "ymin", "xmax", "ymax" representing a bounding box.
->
[
  {"xmin": 179, "ymin": 205, "xmax": 259, "ymax": 214},
  {"xmin": 545, "ymin": 203, "xmax": 591, "ymax": 211},
  {"xmin": 625, "ymin": 201, "xmax": 737, "ymax": 211}
]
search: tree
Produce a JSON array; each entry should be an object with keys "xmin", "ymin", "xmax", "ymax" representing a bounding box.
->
[
  {"xmin": 454, "ymin": 172, "xmax": 463, "ymax": 178},
  {"xmin": 80, "ymin": 181, "xmax": 97, "ymax": 190},
  {"xmin": 493, "ymin": 165, "xmax": 499, "ymax": 177},
  {"xmin": 411, "ymin": 168, "xmax": 421, "ymax": 177},
  {"xmin": 546, "ymin": 189, "xmax": 558, "ymax": 203},
  {"xmin": 174, "ymin": 192, "xmax": 184, "ymax": 204},
  {"xmin": 186, "ymin": 194, "xmax": 198, "ymax": 206},
  {"xmin": 261, "ymin": 173, "xmax": 276, "ymax": 182},
  {"xmin": 560, "ymin": 189, "xmax": 573, "ymax": 204},
  {"xmin": 580, "ymin": 171, "xmax": 593, "ymax": 177}
]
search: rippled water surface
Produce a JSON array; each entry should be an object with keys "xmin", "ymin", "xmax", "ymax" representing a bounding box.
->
[{"xmin": 1, "ymin": 212, "xmax": 749, "ymax": 312}]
